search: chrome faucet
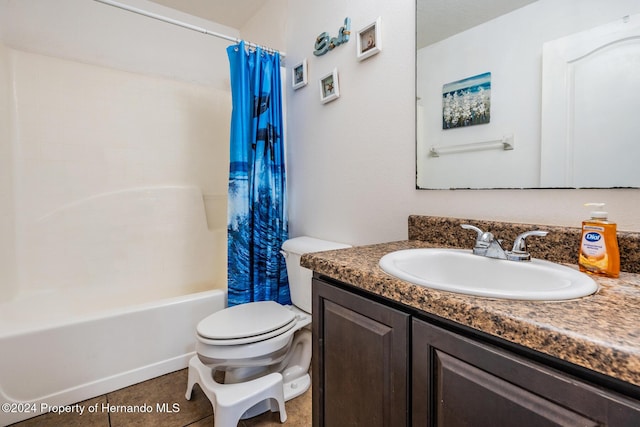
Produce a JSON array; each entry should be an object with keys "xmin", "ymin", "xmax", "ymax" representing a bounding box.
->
[
  {"xmin": 460, "ymin": 224, "xmax": 506, "ymax": 259},
  {"xmin": 461, "ymin": 224, "xmax": 548, "ymax": 262}
]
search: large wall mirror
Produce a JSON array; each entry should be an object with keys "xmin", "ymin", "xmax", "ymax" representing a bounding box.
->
[{"xmin": 416, "ymin": 0, "xmax": 640, "ymax": 189}]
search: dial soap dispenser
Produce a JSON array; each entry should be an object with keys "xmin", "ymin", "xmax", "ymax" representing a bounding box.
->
[{"xmin": 578, "ymin": 203, "xmax": 620, "ymax": 278}]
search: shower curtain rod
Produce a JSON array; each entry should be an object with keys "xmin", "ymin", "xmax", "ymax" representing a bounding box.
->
[{"xmin": 93, "ymin": 0, "xmax": 286, "ymax": 59}]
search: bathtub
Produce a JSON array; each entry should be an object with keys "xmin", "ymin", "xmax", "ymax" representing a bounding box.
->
[
  {"xmin": 0, "ymin": 185, "xmax": 228, "ymax": 425},
  {"xmin": 0, "ymin": 287, "xmax": 226, "ymax": 425}
]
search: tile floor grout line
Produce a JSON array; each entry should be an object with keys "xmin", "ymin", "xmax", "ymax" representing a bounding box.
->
[
  {"xmin": 184, "ymin": 414, "xmax": 211, "ymax": 427},
  {"xmin": 106, "ymin": 393, "xmax": 111, "ymax": 427}
]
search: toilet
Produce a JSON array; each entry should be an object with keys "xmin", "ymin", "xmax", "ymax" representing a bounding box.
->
[{"xmin": 191, "ymin": 236, "xmax": 350, "ymax": 418}]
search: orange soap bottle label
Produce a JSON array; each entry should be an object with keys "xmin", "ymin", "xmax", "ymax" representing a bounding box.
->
[
  {"xmin": 579, "ymin": 203, "xmax": 620, "ymax": 278},
  {"xmin": 579, "ymin": 222, "xmax": 620, "ymax": 278},
  {"xmin": 581, "ymin": 226, "xmax": 606, "ymax": 259}
]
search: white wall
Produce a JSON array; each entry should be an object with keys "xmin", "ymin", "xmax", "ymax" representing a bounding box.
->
[
  {"xmin": 286, "ymin": 0, "xmax": 640, "ymax": 248},
  {"xmin": 285, "ymin": 0, "xmax": 415, "ymax": 245}
]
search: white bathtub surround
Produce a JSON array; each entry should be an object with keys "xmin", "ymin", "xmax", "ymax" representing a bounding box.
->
[
  {"xmin": 0, "ymin": 46, "xmax": 230, "ymax": 297},
  {"xmin": 18, "ymin": 185, "xmax": 222, "ymax": 298},
  {"xmin": 0, "ymin": 42, "xmax": 16, "ymax": 304}
]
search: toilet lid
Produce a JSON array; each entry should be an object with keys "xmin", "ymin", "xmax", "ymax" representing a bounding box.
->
[{"xmin": 197, "ymin": 301, "xmax": 297, "ymax": 343}]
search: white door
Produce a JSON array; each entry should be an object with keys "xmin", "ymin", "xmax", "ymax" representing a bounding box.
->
[{"xmin": 540, "ymin": 14, "xmax": 640, "ymax": 188}]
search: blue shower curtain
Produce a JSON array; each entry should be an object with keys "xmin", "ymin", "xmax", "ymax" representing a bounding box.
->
[{"xmin": 227, "ymin": 41, "xmax": 290, "ymax": 307}]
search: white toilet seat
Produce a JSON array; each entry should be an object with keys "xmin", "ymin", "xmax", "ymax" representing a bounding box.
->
[
  {"xmin": 198, "ymin": 319, "xmax": 298, "ymax": 346},
  {"xmin": 195, "ymin": 302, "xmax": 311, "ymax": 366},
  {"xmin": 196, "ymin": 301, "xmax": 302, "ymax": 346}
]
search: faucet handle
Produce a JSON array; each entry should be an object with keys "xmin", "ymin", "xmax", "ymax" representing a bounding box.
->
[
  {"xmin": 461, "ymin": 224, "xmax": 483, "ymax": 237},
  {"xmin": 508, "ymin": 230, "xmax": 549, "ymax": 261},
  {"xmin": 461, "ymin": 224, "xmax": 495, "ymax": 243},
  {"xmin": 461, "ymin": 224, "xmax": 498, "ymax": 255}
]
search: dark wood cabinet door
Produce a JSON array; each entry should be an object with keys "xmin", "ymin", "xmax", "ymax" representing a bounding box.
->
[
  {"xmin": 430, "ymin": 350, "xmax": 598, "ymax": 427},
  {"xmin": 413, "ymin": 318, "xmax": 640, "ymax": 427},
  {"xmin": 313, "ymin": 278, "xmax": 410, "ymax": 427}
]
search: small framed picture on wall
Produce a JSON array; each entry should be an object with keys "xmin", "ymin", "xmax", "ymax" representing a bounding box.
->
[
  {"xmin": 292, "ymin": 59, "xmax": 308, "ymax": 90},
  {"xmin": 356, "ymin": 17, "xmax": 382, "ymax": 61},
  {"xmin": 319, "ymin": 68, "xmax": 340, "ymax": 104}
]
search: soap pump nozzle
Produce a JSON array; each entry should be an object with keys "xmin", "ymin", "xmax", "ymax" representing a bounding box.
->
[{"xmin": 584, "ymin": 202, "xmax": 608, "ymax": 220}]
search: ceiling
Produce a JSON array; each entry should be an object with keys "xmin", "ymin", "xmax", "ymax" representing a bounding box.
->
[
  {"xmin": 147, "ymin": 0, "xmax": 267, "ymax": 29},
  {"xmin": 417, "ymin": 0, "xmax": 539, "ymax": 48},
  {"xmin": 148, "ymin": 0, "xmax": 538, "ymax": 48}
]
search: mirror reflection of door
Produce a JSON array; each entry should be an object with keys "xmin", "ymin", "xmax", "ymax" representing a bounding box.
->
[{"xmin": 540, "ymin": 14, "xmax": 640, "ymax": 188}]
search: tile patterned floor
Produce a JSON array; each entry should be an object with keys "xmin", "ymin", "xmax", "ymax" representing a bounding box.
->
[{"xmin": 8, "ymin": 369, "xmax": 311, "ymax": 427}]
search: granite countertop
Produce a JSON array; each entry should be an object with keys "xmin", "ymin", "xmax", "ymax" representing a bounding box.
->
[{"xmin": 301, "ymin": 239, "xmax": 640, "ymax": 388}]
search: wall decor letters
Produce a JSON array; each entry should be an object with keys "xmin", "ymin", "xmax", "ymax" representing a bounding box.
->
[{"xmin": 314, "ymin": 17, "xmax": 351, "ymax": 56}]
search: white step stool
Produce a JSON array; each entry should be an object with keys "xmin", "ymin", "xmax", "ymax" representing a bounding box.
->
[{"xmin": 185, "ymin": 356, "xmax": 287, "ymax": 426}]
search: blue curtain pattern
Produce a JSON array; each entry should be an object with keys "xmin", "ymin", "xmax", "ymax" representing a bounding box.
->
[{"xmin": 227, "ymin": 42, "xmax": 290, "ymax": 307}]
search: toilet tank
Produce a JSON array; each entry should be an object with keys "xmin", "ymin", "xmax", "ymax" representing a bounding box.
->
[{"xmin": 281, "ymin": 236, "xmax": 351, "ymax": 313}]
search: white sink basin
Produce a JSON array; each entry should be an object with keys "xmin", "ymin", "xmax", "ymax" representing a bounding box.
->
[{"xmin": 379, "ymin": 248, "xmax": 598, "ymax": 301}]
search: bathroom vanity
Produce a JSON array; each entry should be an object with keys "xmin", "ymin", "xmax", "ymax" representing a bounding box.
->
[{"xmin": 305, "ymin": 217, "xmax": 640, "ymax": 426}]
